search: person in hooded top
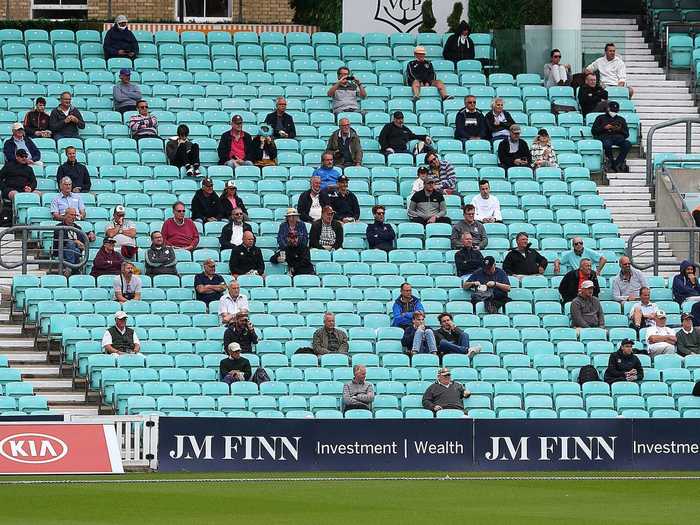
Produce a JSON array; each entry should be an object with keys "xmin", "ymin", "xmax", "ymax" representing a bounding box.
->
[
  {"xmin": 673, "ymin": 260, "xmax": 700, "ymax": 304},
  {"xmin": 103, "ymin": 14, "xmax": 139, "ymax": 60},
  {"xmin": 603, "ymin": 339, "xmax": 643, "ymax": 384},
  {"xmin": 443, "ymin": 21, "xmax": 475, "ymax": 64}
]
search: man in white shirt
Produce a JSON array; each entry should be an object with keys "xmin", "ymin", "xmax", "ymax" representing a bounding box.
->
[
  {"xmin": 585, "ymin": 43, "xmax": 634, "ymax": 98},
  {"xmin": 644, "ymin": 310, "xmax": 676, "ymax": 357},
  {"xmin": 218, "ymin": 280, "xmax": 249, "ymax": 325},
  {"xmin": 105, "ymin": 205, "xmax": 136, "ymax": 256},
  {"xmin": 102, "ymin": 311, "xmax": 140, "ymax": 354},
  {"xmin": 470, "ymin": 179, "xmax": 501, "ymax": 223},
  {"xmin": 629, "ymin": 287, "xmax": 658, "ymax": 331}
]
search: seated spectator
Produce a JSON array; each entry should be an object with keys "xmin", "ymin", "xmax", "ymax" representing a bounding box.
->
[
  {"xmin": 144, "ymin": 231, "xmax": 177, "ymax": 277},
  {"xmin": 407, "ymin": 176, "xmax": 451, "ymax": 226},
  {"xmin": 328, "ymin": 66, "xmax": 366, "ymax": 115},
  {"xmin": 470, "ymin": 179, "xmax": 502, "ymax": 223},
  {"xmin": 50, "ymin": 177, "xmax": 85, "ymax": 221},
  {"xmin": 451, "ymin": 204, "xmax": 487, "ymax": 250},
  {"xmin": 531, "ymin": 128, "xmax": 558, "ymax": 168},
  {"xmin": 645, "ymin": 310, "xmax": 677, "ymax": 357},
  {"xmin": 342, "ymin": 365, "xmax": 375, "ymax": 412},
  {"xmin": 112, "ymin": 68, "xmax": 141, "ymax": 114},
  {"xmin": 592, "ymin": 101, "xmax": 631, "ymax": 173},
  {"xmin": 497, "ymin": 124, "xmax": 532, "ymax": 169},
  {"xmin": 425, "ymin": 151, "xmax": 456, "ymax": 194},
  {"xmin": 559, "ymin": 258, "xmax": 600, "ymax": 304},
  {"xmin": 409, "ymin": 165, "xmax": 429, "ymax": 200},
  {"xmin": 4, "ymin": 123, "xmax": 41, "ymax": 165},
  {"xmin": 217, "ymin": 114, "xmax": 253, "ymax": 169},
  {"xmin": 277, "ymin": 208, "xmax": 308, "ymax": 250},
  {"xmin": 570, "ymin": 280, "xmax": 605, "ymax": 328},
  {"xmin": 52, "ymin": 207, "xmax": 94, "ymax": 277},
  {"xmin": 366, "ymin": 205, "xmax": 396, "ymax": 252},
  {"xmin": 326, "ymin": 118, "xmax": 362, "ymax": 168},
  {"xmin": 378, "ymin": 111, "xmax": 431, "ymax": 156},
  {"xmin": 49, "ymin": 92, "xmax": 85, "ymax": 140},
  {"xmin": 603, "ymin": 338, "xmax": 643, "ymax": 384},
  {"xmin": 443, "ymin": 21, "xmax": 475, "ymax": 64},
  {"xmin": 161, "ymin": 201, "xmax": 199, "ymax": 251},
  {"xmin": 676, "ymin": 313, "xmax": 700, "ymax": 356},
  {"xmin": 673, "ymin": 260, "xmax": 700, "ymax": 304},
  {"xmin": 223, "ymin": 312, "xmax": 258, "ymax": 353},
  {"xmin": 0, "ymin": 149, "xmax": 38, "ymax": 201},
  {"xmin": 312, "ymin": 312, "xmax": 349, "ymax": 356},
  {"xmin": 228, "ymin": 231, "xmax": 264, "ymax": 277},
  {"xmin": 219, "ymin": 208, "xmax": 252, "ymax": 251},
  {"xmin": 103, "ymin": 14, "xmax": 138, "ymax": 60},
  {"xmin": 401, "ymin": 311, "xmax": 437, "ymax": 355},
  {"xmin": 422, "ymin": 367, "xmax": 471, "ymax": 414},
  {"xmin": 435, "ymin": 312, "xmax": 479, "ymax": 357},
  {"xmin": 264, "ymin": 97, "xmax": 296, "ymax": 138},
  {"xmin": 297, "ymin": 175, "xmax": 323, "ymax": 223},
  {"xmin": 128, "ymin": 100, "xmax": 159, "ymax": 141},
  {"xmin": 194, "ymin": 259, "xmax": 226, "ymax": 306},
  {"xmin": 218, "ymin": 280, "xmax": 249, "ymax": 325},
  {"xmin": 249, "ymin": 125, "xmax": 277, "ymax": 167},
  {"xmin": 191, "ymin": 178, "xmax": 220, "ymax": 224},
  {"xmin": 219, "ymin": 342, "xmax": 252, "ymax": 384},
  {"xmin": 454, "ymin": 95, "xmax": 488, "ymax": 142},
  {"xmin": 321, "ymin": 175, "xmax": 360, "ymax": 223},
  {"xmin": 114, "ymin": 261, "xmax": 142, "ymax": 304},
  {"xmin": 406, "ymin": 46, "xmax": 451, "ymax": 101},
  {"xmin": 578, "ymin": 72, "xmax": 609, "ymax": 117},
  {"xmin": 544, "ymin": 48, "xmax": 571, "ymax": 87},
  {"xmin": 165, "ymin": 124, "xmax": 200, "ymax": 177},
  {"xmin": 271, "ymin": 227, "xmax": 315, "ymax": 276},
  {"xmin": 90, "ymin": 237, "xmax": 123, "ymax": 278},
  {"xmin": 554, "ymin": 237, "xmax": 607, "ymax": 274},
  {"xmin": 391, "ymin": 283, "xmax": 424, "ymax": 329},
  {"xmin": 503, "ymin": 232, "xmax": 548, "ymax": 276},
  {"xmin": 102, "ymin": 311, "xmax": 140, "ymax": 355},
  {"xmin": 312, "ymin": 151, "xmax": 341, "ymax": 191},
  {"xmin": 56, "ymin": 146, "xmax": 90, "ymax": 192},
  {"xmin": 105, "ymin": 205, "xmax": 136, "ymax": 259},
  {"xmin": 219, "ymin": 180, "xmax": 248, "ymax": 220},
  {"xmin": 462, "ymin": 256, "xmax": 511, "ymax": 314},
  {"xmin": 309, "ymin": 206, "xmax": 343, "ymax": 251},
  {"xmin": 485, "ymin": 97, "xmax": 515, "ymax": 141},
  {"xmin": 585, "ymin": 42, "xmax": 634, "ymax": 98},
  {"xmin": 22, "ymin": 97, "xmax": 51, "ymax": 138},
  {"xmin": 612, "ymin": 256, "xmax": 648, "ymax": 303},
  {"xmin": 455, "ymin": 232, "xmax": 485, "ymax": 277},
  {"xmin": 629, "ymin": 287, "xmax": 658, "ymax": 332}
]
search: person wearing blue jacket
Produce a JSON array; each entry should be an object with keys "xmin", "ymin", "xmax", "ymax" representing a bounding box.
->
[
  {"xmin": 391, "ymin": 283, "xmax": 424, "ymax": 328},
  {"xmin": 366, "ymin": 205, "xmax": 396, "ymax": 252},
  {"xmin": 276, "ymin": 208, "xmax": 308, "ymax": 249},
  {"xmin": 672, "ymin": 260, "xmax": 700, "ymax": 304},
  {"xmin": 103, "ymin": 15, "xmax": 139, "ymax": 60},
  {"xmin": 3, "ymin": 123, "xmax": 41, "ymax": 164},
  {"xmin": 454, "ymin": 95, "xmax": 488, "ymax": 141}
]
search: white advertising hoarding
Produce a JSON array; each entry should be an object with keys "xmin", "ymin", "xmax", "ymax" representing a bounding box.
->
[{"xmin": 342, "ymin": 0, "xmax": 468, "ymax": 35}]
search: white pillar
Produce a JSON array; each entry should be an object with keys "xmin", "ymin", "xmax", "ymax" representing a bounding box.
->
[{"xmin": 552, "ymin": 0, "xmax": 582, "ymax": 73}]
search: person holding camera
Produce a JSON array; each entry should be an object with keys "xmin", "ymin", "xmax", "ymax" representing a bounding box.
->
[
  {"xmin": 250, "ymin": 124, "xmax": 278, "ymax": 167},
  {"xmin": 223, "ymin": 312, "xmax": 259, "ymax": 354},
  {"xmin": 591, "ymin": 100, "xmax": 631, "ymax": 173},
  {"xmin": 166, "ymin": 124, "xmax": 201, "ymax": 177},
  {"xmin": 113, "ymin": 261, "xmax": 142, "ymax": 304},
  {"xmin": 328, "ymin": 66, "xmax": 366, "ymax": 115},
  {"xmin": 326, "ymin": 118, "xmax": 362, "ymax": 168},
  {"xmin": 462, "ymin": 256, "xmax": 512, "ymax": 314},
  {"xmin": 263, "ymin": 97, "xmax": 296, "ymax": 139}
]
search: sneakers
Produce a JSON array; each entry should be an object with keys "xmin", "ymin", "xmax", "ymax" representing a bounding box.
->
[
  {"xmin": 467, "ymin": 346, "xmax": 481, "ymax": 359},
  {"xmin": 442, "ymin": 95, "xmax": 454, "ymax": 101},
  {"xmin": 186, "ymin": 165, "xmax": 195, "ymax": 177}
]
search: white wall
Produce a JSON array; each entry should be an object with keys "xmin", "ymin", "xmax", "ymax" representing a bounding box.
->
[{"xmin": 342, "ymin": 0, "xmax": 468, "ymax": 35}]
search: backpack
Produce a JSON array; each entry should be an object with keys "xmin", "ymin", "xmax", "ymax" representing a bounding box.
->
[
  {"xmin": 250, "ymin": 367, "xmax": 270, "ymax": 385},
  {"xmin": 577, "ymin": 365, "xmax": 600, "ymax": 385}
]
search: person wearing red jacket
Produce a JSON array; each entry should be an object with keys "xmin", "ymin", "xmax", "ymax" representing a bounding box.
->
[
  {"xmin": 161, "ymin": 201, "xmax": 199, "ymax": 251},
  {"xmin": 90, "ymin": 238, "xmax": 123, "ymax": 277}
]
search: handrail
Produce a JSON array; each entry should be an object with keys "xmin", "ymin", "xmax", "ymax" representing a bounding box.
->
[
  {"xmin": 645, "ymin": 118, "xmax": 700, "ymax": 187},
  {"xmin": 626, "ymin": 227, "xmax": 700, "ymax": 274},
  {"xmin": 0, "ymin": 225, "xmax": 89, "ymax": 274}
]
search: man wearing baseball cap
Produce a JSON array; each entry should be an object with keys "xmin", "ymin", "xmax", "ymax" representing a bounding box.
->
[
  {"xmin": 190, "ymin": 178, "xmax": 220, "ymax": 224},
  {"xmin": 422, "ymin": 367, "xmax": 471, "ymax": 414},
  {"xmin": 677, "ymin": 313, "xmax": 700, "ymax": 356},
  {"xmin": 591, "ymin": 99, "xmax": 631, "ymax": 173},
  {"xmin": 570, "ymin": 280, "xmax": 605, "ymax": 329},
  {"xmin": 407, "ymin": 175, "xmax": 451, "ymax": 226},
  {"xmin": 105, "ymin": 205, "xmax": 136, "ymax": 258},
  {"xmin": 645, "ymin": 310, "xmax": 677, "ymax": 357},
  {"xmin": 603, "ymin": 338, "xmax": 643, "ymax": 384},
  {"xmin": 103, "ymin": 14, "xmax": 138, "ymax": 60},
  {"xmin": 378, "ymin": 111, "xmax": 431, "ymax": 156},
  {"xmin": 112, "ymin": 68, "xmax": 142, "ymax": 114},
  {"xmin": 0, "ymin": 148, "xmax": 38, "ymax": 201},
  {"xmin": 217, "ymin": 115, "xmax": 254, "ymax": 169},
  {"xmin": 406, "ymin": 46, "xmax": 451, "ymax": 101},
  {"xmin": 102, "ymin": 311, "xmax": 140, "ymax": 355},
  {"xmin": 219, "ymin": 342, "xmax": 252, "ymax": 384},
  {"xmin": 321, "ymin": 174, "xmax": 360, "ymax": 223},
  {"xmin": 462, "ymin": 256, "xmax": 511, "ymax": 314},
  {"xmin": 3, "ymin": 122, "xmax": 41, "ymax": 165}
]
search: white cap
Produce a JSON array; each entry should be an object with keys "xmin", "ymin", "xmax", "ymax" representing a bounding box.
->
[
  {"xmin": 580, "ymin": 280, "xmax": 595, "ymax": 289},
  {"xmin": 11, "ymin": 122, "xmax": 23, "ymax": 132},
  {"xmin": 114, "ymin": 205, "xmax": 126, "ymax": 214},
  {"xmin": 656, "ymin": 310, "xmax": 667, "ymax": 318},
  {"xmin": 114, "ymin": 311, "xmax": 128, "ymax": 320},
  {"xmin": 227, "ymin": 342, "xmax": 242, "ymax": 353}
]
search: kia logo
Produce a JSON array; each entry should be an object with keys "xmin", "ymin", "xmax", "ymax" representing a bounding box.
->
[{"xmin": 0, "ymin": 433, "xmax": 68, "ymax": 464}]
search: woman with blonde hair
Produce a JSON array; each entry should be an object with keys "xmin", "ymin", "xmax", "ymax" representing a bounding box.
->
[{"xmin": 485, "ymin": 97, "xmax": 515, "ymax": 141}]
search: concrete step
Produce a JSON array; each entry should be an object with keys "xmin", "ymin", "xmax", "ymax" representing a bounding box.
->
[
  {"xmin": 42, "ymin": 393, "xmax": 86, "ymax": 404},
  {"xmin": 13, "ymin": 365, "xmax": 60, "ymax": 377},
  {"xmin": 48, "ymin": 407, "xmax": 99, "ymax": 416},
  {"xmin": 0, "ymin": 325, "xmax": 23, "ymax": 335},
  {"xmin": 0, "ymin": 338, "xmax": 39, "ymax": 348},
  {"xmin": 632, "ymin": 81, "xmax": 690, "ymax": 88},
  {"xmin": 26, "ymin": 379, "xmax": 73, "ymax": 389},
  {"xmin": 2, "ymin": 353, "xmax": 45, "ymax": 363}
]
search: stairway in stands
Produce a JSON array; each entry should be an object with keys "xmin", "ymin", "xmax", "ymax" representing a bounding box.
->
[
  {"xmin": 582, "ymin": 16, "xmax": 694, "ymax": 273},
  {"xmin": 0, "ymin": 229, "xmax": 97, "ymax": 416}
]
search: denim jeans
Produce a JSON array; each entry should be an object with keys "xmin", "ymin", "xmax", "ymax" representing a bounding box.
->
[
  {"xmin": 600, "ymin": 135, "xmax": 631, "ymax": 167},
  {"xmin": 62, "ymin": 240, "xmax": 81, "ymax": 265},
  {"xmin": 412, "ymin": 328, "xmax": 437, "ymax": 353},
  {"xmin": 438, "ymin": 332, "xmax": 470, "ymax": 355}
]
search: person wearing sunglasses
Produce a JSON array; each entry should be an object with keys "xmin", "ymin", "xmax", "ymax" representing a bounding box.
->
[
  {"xmin": 544, "ymin": 48, "xmax": 571, "ymax": 88},
  {"xmin": 161, "ymin": 201, "xmax": 199, "ymax": 252},
  {"xmin": 454, "ymin": 95, "xmax": 488, "ymax": 142},
  {"xmin": 554, "ymin": 237, "xmax": 607, "ymax": 275},
  {"xmin": 128, "ymin": 100, "xmax": 159, "ymax": 141},
  {"xmin": 103, "ymin": 14, "xmax": 138, "ymax": 60},
  {"xmin": 365, "ymin": 205, "xmax": 395, "ymax": 252}
]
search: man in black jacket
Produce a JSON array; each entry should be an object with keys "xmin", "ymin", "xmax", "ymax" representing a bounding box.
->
[
  {"xmin": 229, "ymin": 231, "xmax": 264, "ymax": 276},
  {"xmin": 320, "ymin": 175, "xmax": 360, "ymax": 223},
  {"xmin": 297, "ymin": 175, "xmax": 323, "ymax": 223},
  {"xmin": 366, "ymin": 205, "xmax": 395, "ymax": 252},
  {"xmin": 219, "ymin": 342, "xmax": 252, "ymax": 383},
  {"xmin": 578, "ymin": 72, "xmax": 608, "ymax": 116},
  {"xmin": 558, "ymin": 258, "xmax": 600, "ymax": 303},
  {"xmin": 56, "ymin": 146, "xmax": 90, "ymax": 192},
  {"xmin": 406, "ymin": 46, "xmax": 451, "ymax": 101},
  {"xmin": 454, "ymin": 232, "xmax": 484, "ymax": 277},
  {"xmin": 591, "ymin": 101, "xmax": 631, "ymax": 173},
  {"xmin": 144, "ymin": 231, "xmax": 178, "ymax": 277},
  {"xmin": 434, "ymin": 313, "xmax": 475, "ymax": 357},
  {"xmin": 454, "ymin": 95, "xmax": 487, "ymax": 141},
  {"xmin": 0, "ymin": 149, "xmax": 38, "ymax": 200},
  {"xmin": 223, "ymin": 314, "xmax": 259, "ymax": 354},
  {"xmin": 443, "ymin": 21, "xmax": 475, "ymax": 64},
  {"xmin": 497, "ymin": 124, "xmax": 532, "ymax": 169},
  {"xmin": 502, "ymin": 232, "xmax": 548, "ymax": 276},
  {"xmin": 378, "ymin": 112, "xmax": 431, "ymax": 155},
  {"xmin": 48, "ymin": 92, "xmax": 85, "ymax": 140},
  {"xmin": 603, "ymin": 338, "xmax": 644, "ymax": 384},
  {"xmin": 217, "ymin": 115, "xmax": 254, "ymax": 167},
  {"xmin": 190, "ymin": 178, "xmax": 220, "ymax": 223},
  {"xmin": 263, "ymin": 97, "xmax": 296, "ymax": 139},
  {"xmin": 219, "ymin": 208, "xmax": 253, "ymax": 251},
  {"xmin": 103, "ymin": 15, "xmax": 139, "ymax": 60}
]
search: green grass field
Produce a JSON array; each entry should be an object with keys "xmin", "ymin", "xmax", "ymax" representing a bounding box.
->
[{"xmin": 1, "ymin": 472, "xmax": 699, "ymax": 524}]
